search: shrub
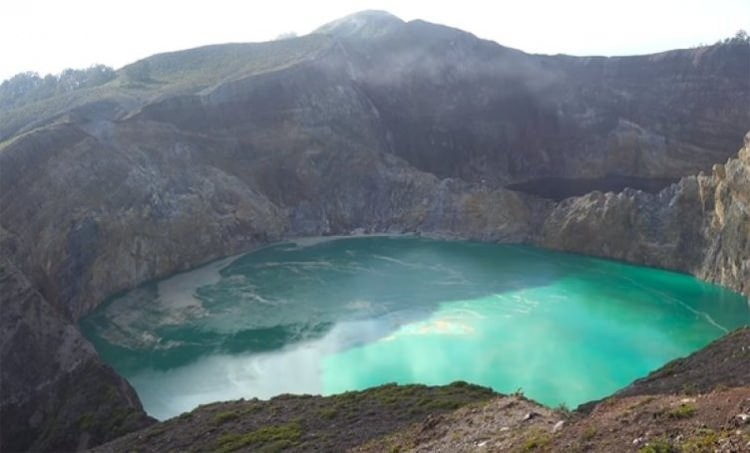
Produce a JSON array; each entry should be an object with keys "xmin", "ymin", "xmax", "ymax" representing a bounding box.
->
[
  {"xmin": 667, "ymin": 403, "xmax": 696, "ymax": 419},
  {"xmin": 215, "ymin": 422, "xmax": 302, "ymax": 453}
]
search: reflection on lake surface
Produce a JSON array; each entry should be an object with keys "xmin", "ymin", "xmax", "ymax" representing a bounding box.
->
[{"xmin": 80, "ymin": 236, "xmax": 750, "ymax": 420}]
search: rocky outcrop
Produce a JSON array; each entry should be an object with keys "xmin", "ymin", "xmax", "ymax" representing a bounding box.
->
[
  {"xmin": 0, "ymin": 117, "xmax": 548, "ymax": 320},
  {"xmin": 540, "ymin": 131, "xmax": 750, "ymax": 296},
  {"xmin": 0, "ymin": 11, "xmax": 748, "ymax": 451},
  {"xmin": 0, "ymin": 122, "xmax": 288, "ymax": 320},
  {"xmin": 0, "ymin": 242, "xmax": 153, "ymax": 452},
  {"xmin": 697, "ymin": 134, "xmax": 750, "ymax": 295}
]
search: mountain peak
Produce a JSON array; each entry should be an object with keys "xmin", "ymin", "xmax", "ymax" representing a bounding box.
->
[{"xmin": 313, "ymin": 10, "xmax": 404, "ymax": 39}]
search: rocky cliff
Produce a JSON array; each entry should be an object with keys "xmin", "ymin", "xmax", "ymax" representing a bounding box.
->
[
  {"xmin": 0, "ymin": 238, "xmax": 153, "ymax": 452},
  {"xmin": 2, "ymin": 12, "xmax": 747, "ymax": 320},
  {"xmin": 1, "ymin": 10, "xmax": 748, "ymax": 451},
  {"xmin": 0, "ymin": 111, "xmax": 544, "ymax": 450},
  {"xmin": 541, "ymin": 131, "xmax": 750, "ymax": 296},
  {"xmin": 0, "ymin": 118, "xmax": 547, "ymax": 321}
]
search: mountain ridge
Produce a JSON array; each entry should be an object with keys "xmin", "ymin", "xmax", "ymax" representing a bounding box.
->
[{"xmin": 1, "ymin": 11, "xmax": 749, "ymax": 451}]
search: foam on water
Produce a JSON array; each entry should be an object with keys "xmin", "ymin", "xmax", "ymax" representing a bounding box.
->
[
  {"xmin": 286, "ymin": 233, "xmax": 409, "ymax": 249},
  {"xmin": 155, "ymin": 254, "xmax": 240, "ymax": 324}
]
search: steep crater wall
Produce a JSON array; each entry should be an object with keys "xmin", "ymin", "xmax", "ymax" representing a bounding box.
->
[
  {"xmin": 541, "ymin": 131, "xmax": 750, "ymax": 296},
  {"xmin": 1, "ymin": 20, "xmax": 748, "ymax": 450}
]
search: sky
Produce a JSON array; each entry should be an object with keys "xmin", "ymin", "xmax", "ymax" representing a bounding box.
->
[{"xmin": 1, "ymin": 0, "xmax": 748, "ymax": 83}]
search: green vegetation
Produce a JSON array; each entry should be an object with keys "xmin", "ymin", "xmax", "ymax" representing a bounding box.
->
[
  {"xmin": 518, "ymin": 428, "xmax": 552, "ymax": 452},
  {"xmin": 0, "ymin": 33, "xmax": 332, "ymax": 142},
  {"xmin": 317, "ymin": 407, "xmax": 338, "ymax": 420},
  {"xmin": 581, "ymin": 426, "xmax": 597, "ymax": 441},
  {"xmin": 667, "ymin": 402, "xmax": 697, "ymax": 419},
  {"xmin": 79, "ymin": 382, "xmax": 498, "ymax": 452},
  {"xmin": 322, "ymin": 381, "xmax": 494, "ymax": 416},
  {"xmin": 0, "ymin": 65, "xmax": 115, "ymax": 110},
  {"xmin": 554, "ymin": 402, "xmax": 571, "ymax": 418},
  {"xmin": 681, "ymin": 429, "xmax": 719, "ymax": 453},
  {"xmin": 722, "ymin": 29, "xmax": 750, "ymax": 45},
  {"xmin": 213, "ymin": 410, "xmax": 240, "ymax": 424},
  {"xmin": 120, "ymin": 34, "xmax": 329, "ymax": 91},
  {"xmin": 214, "ymin": 422, "xmax": 302, "ymax": 453},
  {"xmin": 639, "ymin": 438, "xmax": 677, "ymax": 453},
  {"xmin": 240, "ymin": 404, "xmax": 263, "ymax": 415}
]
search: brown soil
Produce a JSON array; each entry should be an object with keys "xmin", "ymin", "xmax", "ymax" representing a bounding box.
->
[{"xmin": 367, "ymin": 387, "xmax": 750, "ymax": 452}]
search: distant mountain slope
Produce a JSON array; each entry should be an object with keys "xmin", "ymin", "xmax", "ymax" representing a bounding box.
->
[
  {"xmin": 0, "ymin": 34, "xmax": 333, "ymax": 143},
  {"xmin": 3, "ymin": 12, "xmax": 747, "ymax": 183}
]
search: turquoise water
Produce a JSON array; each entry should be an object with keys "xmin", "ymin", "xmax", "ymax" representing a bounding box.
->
[{"xmin": 80, "ymin": 236, "xmax": 750, "ymax": 420}]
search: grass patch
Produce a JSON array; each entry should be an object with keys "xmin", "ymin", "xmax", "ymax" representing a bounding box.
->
[
  {"xmin": 214, "ymin": 422, "xmax": 302, "ymax": 453},
  {"xmin": 580, "ymin": 426, "xmax": 597, "ymax": 441},
  {"xmin": 681, "ymin": 429, "xmax": 719, "ymax": 453},
  {"xmin": 317, "ymin": 407, "xmax": 338, "ymax": 420},
  {"xmin": 144, "ymin": 422, "xmax": 170, "ymax": 439},
  {"xmin": 240, "ymin": 404, "xmax": 263, "ymax": 415},
  {"xmin": 639, "ymin": 438, "xmax": 677, "ymax": 453},
  {"xmin": 518, "ymin": 428, "xmax": 552, "ymax": 452},
  {"xmin": 667, "ymin": 402, "xmax": 697, "ymax": 419},
  {"xmin": 512, "ymin": 388, "xmax": 525, "ymax": 397},
  {"xmin": 214, "ymin": 410, "xmax": 239, "ymax": 424},
  {"xmin": 422, "ymin": 399, "xmax": 462, "ymax": 411}
]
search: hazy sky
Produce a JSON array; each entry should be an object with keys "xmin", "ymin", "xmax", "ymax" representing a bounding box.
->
[{"xmin": 2, "ymin": 0, "xmax": 748, "ymax": 82}]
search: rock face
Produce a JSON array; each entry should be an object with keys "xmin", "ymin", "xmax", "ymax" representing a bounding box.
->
[
  {"xmin": 0, "ymin": 10, "xmax": 748, "ymax": 450},
  {"xmin": 698, "ymin": 134, "xmax": 750, "ymax": 295},
  {"xmin": 1, "ymin": 15, "xmax": 746, "ymax": 319},
  {"xmin": 541, "ymin": 131, "xmax": 750, "ymax": 295},
  {"xmin": 0, "ymin": 245, "xmax": 153, "ymax": 452},
  {"xmin": 0, "ymin": 119, "xmax": 547, "ymax": 321}
]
